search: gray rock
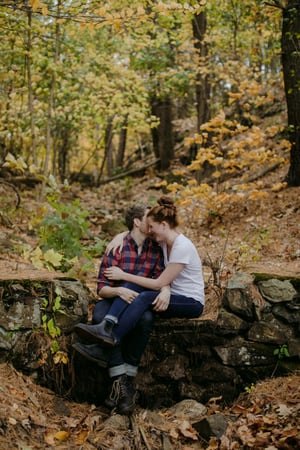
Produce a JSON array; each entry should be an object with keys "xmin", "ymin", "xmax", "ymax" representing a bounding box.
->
[{"xmin": 258, "ymin": 279, "xmax": 297, "ymax": 302}]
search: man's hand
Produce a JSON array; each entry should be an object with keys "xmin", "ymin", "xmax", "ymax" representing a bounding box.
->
[
  {"xmin": 152, "ymin": 286, "xmax": 170, "ymax": 312},
  {"xmin": 117, "ymin": 287, "xmax": 138, "ymax": 304},
  {"xmin": 104, "ymin": 266, "xmax": 125, "ymax": 280}
]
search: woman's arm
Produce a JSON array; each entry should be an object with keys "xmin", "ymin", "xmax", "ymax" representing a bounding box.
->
[
  {"xmin": 104, "ymin": 263, "xmax": 184, "ymax": 290},
  {"xmin": 105, "ymin": 231, "xmax": 128, "ymax": 255}
]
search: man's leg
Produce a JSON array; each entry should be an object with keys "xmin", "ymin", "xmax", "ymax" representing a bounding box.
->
[
  {"xmin": 74, "ymin": 283, "xmax": 146, "ymax": 346},
  {"xmin": 106, "ymin": 309, "xmax": 155, "ymax": 415}
]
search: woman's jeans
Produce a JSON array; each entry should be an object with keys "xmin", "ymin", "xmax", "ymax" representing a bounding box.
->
[{"xmin": 104, "ymin": 283, "xmax": 204, "ymax": 343}]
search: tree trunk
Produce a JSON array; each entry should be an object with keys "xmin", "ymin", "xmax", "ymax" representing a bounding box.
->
[
  {"xmin": 105, "ymin": 118, "xmax": 114, "ymax": 177},
  {"xmin": 281, "ymin": 1, "xmax": 300, "ymax": 186},
  {"xmin": 26, "ymin": 8, "xmax": 37, "ymax": 166},
  {"xmin": 192, "ymin": 11, "xmax": 210, "ymax": 129},
  {"xmin": 150, "ymin": 96, "xmax": 174, "ymax": 170},
  {"xmin": 43, "ymin": 1, "xmax": 61, "ymax": 189},
  {"xmin": 116, "ymin": 116, "xmax": 128, "ymax": 168}
]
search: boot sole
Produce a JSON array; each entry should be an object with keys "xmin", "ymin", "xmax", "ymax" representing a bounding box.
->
[{"xmin": 72, "ymin": 343, "xmax": 108, "ymax": 368}]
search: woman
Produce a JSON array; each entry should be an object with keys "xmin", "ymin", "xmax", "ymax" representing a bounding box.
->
[{"xmin": 77, "ymin": 196, "xmax": 205, "ymax": 347}]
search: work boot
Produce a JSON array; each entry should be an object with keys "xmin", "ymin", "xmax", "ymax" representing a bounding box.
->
[
  {"xmin": 104, "ymin": 374, "xmax": 137, "ymax": 415},
  {"xmin": 117, "ymin": 375, "xmax": 137, "ymax": 415},
  {"xmin": 74, "ymin": 320, "xmax": 116, "ymax": 346},
  {"xmin": 72, "ymin": 342, "xmax": 110, "ymax": 367}
]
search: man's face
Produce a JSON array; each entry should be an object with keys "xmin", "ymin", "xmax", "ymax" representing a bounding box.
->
[{"xmin": 139, "ymin": 209, "xmax": 150, "ymax": 235}]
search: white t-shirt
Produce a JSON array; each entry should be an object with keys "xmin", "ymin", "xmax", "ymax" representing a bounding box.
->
[{"xmin": 161, "ymin": 234, "xmax": 205, "ymax": 305}]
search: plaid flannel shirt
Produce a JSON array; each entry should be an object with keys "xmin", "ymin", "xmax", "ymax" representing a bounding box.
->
[{"xmin": 97, "ymin": 233, "xmax": 164, "ymax": 294}]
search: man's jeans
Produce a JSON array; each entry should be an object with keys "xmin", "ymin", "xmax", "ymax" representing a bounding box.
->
[{"xmin": 92, "ymin": 283, "xmax": 153, "ymax": 369}]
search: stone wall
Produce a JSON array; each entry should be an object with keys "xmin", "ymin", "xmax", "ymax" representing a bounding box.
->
[
  {"xmin": 0, "ymin": 270, "xmax": 299, "ymax": 408},
  {"xmin": 136, "ymin": 272, "xmax": 300, "ymax": 408}
]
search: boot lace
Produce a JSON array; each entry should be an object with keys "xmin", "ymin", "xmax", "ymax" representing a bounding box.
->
[{"xmin": 109, "ymin": 375, "xmax": 127, "ymax": 404}]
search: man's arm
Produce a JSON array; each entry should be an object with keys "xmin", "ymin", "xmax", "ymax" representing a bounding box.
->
[{"xmin": 98, "ymin": 285, "xmax": 139, "ymax": 304}]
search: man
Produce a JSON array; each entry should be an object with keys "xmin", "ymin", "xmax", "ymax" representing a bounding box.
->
[{"xmin": 73, "ymin": 203, "xmax": 169, "ymax": 415}]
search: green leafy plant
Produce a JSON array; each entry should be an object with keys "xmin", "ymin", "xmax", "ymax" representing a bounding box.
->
[
  {"xmin": 41, "ymin": 287, "xmax": 67, "ymax": 357},
  {"xmin": 31, "ymin": 195, "xmax": 107, "ymax": 274},
  {"xmin": 38, "ymin": 198, "xmax": 90, "ymax": 260},
  {"xmin": 245, "ymin": 383, "xmax": 255, "ymax": 394},
  {"xmin": 272, "ymin": 344, "xmax": 290, "ymax": 377}
]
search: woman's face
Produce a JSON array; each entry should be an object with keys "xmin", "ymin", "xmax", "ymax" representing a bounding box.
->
[{"xmin": 147, "ymin": 217, "xmax": 165, "ymax": 243}]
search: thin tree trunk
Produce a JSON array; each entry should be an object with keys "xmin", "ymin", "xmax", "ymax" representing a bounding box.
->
[
  {"xmin": 105, "ymin": 118, "xmax": 114, "ymax": 177},
  {"xmin": 281, "ymin": 1, "xmax": 300, "ymax": 186},
  {"xmin": 43, "ymin": 0, "xmax": 61, "ymax": 189},
  {"xmin": 151, "ymin": 96, "xmax": 174, "ymax": 170},
  {"xmin": 116, "ymin": 115, "xmax": 128, "ymax": 168},
  {"xmin": 192, "ymin": 11, "xmax": 210, "ymax": 130},
  {"xmin": 26, "ymin": 8, "xmax": 37, "ymax": 165}
]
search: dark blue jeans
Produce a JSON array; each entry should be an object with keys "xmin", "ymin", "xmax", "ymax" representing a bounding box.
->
[
  {"xmin": 92, "ymin": 283, "xmax": 153, "ymax": 369},
  {"xmin": 113, "ymin": 290, "xmax": 204, "ymax": 343}
]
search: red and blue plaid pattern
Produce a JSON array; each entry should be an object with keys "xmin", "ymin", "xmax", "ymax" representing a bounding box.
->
[{"xmin": 97, "ymin": 234, "xmax": 164, "ymax": 292}]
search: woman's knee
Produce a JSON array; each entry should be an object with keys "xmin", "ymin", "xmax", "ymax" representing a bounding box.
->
[{"xmin": 135, "ymin": 310, "xmax": 154, "ymax": 333}]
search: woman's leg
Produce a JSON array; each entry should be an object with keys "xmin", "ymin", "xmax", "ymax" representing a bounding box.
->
[
  {"xmin": 114, "ymin": 292, "xmax": 203, "ymax": 342},
  {"xmin": 114, "ymin": 291, "xmax": 159, "ymax": 342},
  {"xmin": 159, "ymin": 294, "xmax": 203, "ymax": 319}
]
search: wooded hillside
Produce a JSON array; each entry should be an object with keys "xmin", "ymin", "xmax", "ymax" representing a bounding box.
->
[{"xmin": 1, "ymin": 0, "xmax": 300, "ymax": 187}]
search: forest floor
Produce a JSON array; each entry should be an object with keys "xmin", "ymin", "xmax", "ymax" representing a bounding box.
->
[{"xmin": 0, "ymin": 110, "xmax": 299, "ymax": 449}]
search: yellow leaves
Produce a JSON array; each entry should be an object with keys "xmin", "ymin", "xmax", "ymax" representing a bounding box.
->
[
  {"xmin": 271, "ymin": 182, "xmax": 287, "ymax": 192},
  {"xmin": 248, "ymin": 190, "xmax": 269, "ymax": 201},
  {"xmin": 43, "ymin": 249, "xmax": 64, "ymax": 267},
  {"xmin": 265, "ymin": 125, "xmax": 281, "ymax": 137},
  {"xmin": 53, "ymin": 351, "xmax": 69, "ymax": 365},
  {"xmin": 166, "ymin": 182, "xmax": 184, "ymax": 193},
  {"xmin": 228, "ymin": 92, "xmax": 243, "ymax": 105},
  {"xmin": 44, "ymin": 429, "xmax": 70, "ymax": 445},
  {"xmin": 3, "ymin": 152, "xmax": 27, "ymax": 173},
  {"xmin": 30, "ymin": 0, "xmax": 42, "ymax": 11},
  {"xmin": 155, "ymin": 180, "xmax": 167, "ymax": 188}
]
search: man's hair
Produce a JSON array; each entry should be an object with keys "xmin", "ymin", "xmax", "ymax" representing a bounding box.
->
[{"xmin": 125, "ymin": 203, "xmax": 149, "ymax": 231}]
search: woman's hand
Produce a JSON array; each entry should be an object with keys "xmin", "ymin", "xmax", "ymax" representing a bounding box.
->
[
  {"xmin": 104, "ymin": 266, "xmax": 125, "ymax": 280},
  {"xmin": 117, "ymin": 287, "xmax": 138, "ymax": 304},
  {"xmin": 152, "ymin": 286, "xmax": 170, "ymax": 312}
]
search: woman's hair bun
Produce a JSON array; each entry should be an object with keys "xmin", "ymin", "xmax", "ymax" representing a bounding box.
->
[{"xmin": 158, "ymin": 196, "xmax": 175, "ymax": 208}]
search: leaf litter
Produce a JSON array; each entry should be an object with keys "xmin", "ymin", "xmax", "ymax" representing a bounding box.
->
[{"xmin": 0, "ymin": 363, "xmax": 299, "ymax": 449}]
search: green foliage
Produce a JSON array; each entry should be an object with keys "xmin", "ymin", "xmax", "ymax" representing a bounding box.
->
[
  {"xmin": 273, "ymin": 344, "xmax": 290, "ymax": 360},
  {"xmin": 245, "ymin": 383, "xmax": 255, "ymax": 394},
  {"xmin": 38, "ymin": 198, "xmax": 90, "ymax": 260},
  {"xmin": 272, "ymin": 344, "xmax": 290, "ymax": 377},
  {"xmin": 40, "ymin": 287, "xmax": 70, "ymax": 364},
  {"xmin": 22, "ymin": 182, "xmax": 107, "ymax": 275}
]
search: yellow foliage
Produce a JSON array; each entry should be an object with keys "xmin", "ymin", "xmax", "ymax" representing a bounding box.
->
[
  {"xmin": 212, "ymin": 170, "xmax": 221, "ymax": 178},
  {"xmin": 155, "ymin": 180, "xmax": 167, "ymax": 188},
  {"xmin": 248, "ymin": 190, "xmax": 269, "ymax": 200},
  {"xmin": 172, "ymin": 169, "xmax": 187, "ymax": 176},
  {"xmin": 53, "ymin": 351, "xmax": 69, "ymax": 365},
  {"xmin": 30, "ymin": 0, "xmax": 42, "ymax": 12},
  {"xmin": 167, "ymin": 182, "xmax": 184, "ymax": 193},
  {"xmin": 54, "ymin": 430, "xmax": 70, "ymax": 442},
  {"xmin": 265, "ymin": 125, "xmax": 280, "ymax": 137},
  {"xmin": 271, "ymin": 182, "xmax": 287, "ymax": 192}
]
